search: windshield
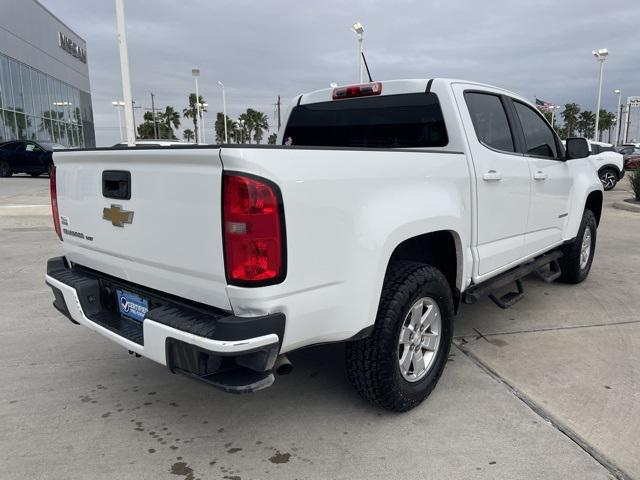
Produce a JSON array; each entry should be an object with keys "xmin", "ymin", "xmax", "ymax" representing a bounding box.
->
[{"xmin": 283, "ymin": 93, "xmax": 448, "ymax": 148}]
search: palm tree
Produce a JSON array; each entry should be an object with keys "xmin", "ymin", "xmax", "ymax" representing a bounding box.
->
[
  {"xmin": 576, "ymin": 110, "xmax": 595, "ymax": 138},
  {"xmin": 250, "ymin": 110, "xmax": 269, "ymax": 144},
  {"xmin": 561, "ymin": 103, "xmax": 581, "ymax": 138},
  {"xmin": 597, "ymin": 110, "xmax": 614, "ymax": 142},
  {"xmin": 162, "ymin": 106, "xmax": 180, "ymax": 139},
  {"xmin": 183, "ymin": 93, "xmax": 207, "ymax": 142},
  {"xmin": 238, "ymin": 111, "xmax": 254, "ymax": 144},
  {"xmin": 183, "ymin": 128, "xmax": 194, "ymax": 142}
]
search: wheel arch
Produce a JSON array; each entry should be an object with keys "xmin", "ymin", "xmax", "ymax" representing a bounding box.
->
[
  {"xmin": 585, "ymin": 190, "xmax": 603, "ymax": 226},
  {"xmin": 385, "ymin": 230, "xmax": 462, "ymax": 308}
]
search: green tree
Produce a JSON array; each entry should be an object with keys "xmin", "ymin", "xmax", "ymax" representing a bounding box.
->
[
  {"xmin": 137, "ymin": 111, "xmax": 176, "ymax": 139},
  {"xmin": 183, "ymin": 93, "xmax": 207, "ymax": 142},
  {"xmin": 183, "ymin": 128, "xmax": 194, "ymax": 142},
  {"xmin": 250, "ymin": 110, "xmax": 269, "ymax": 144},
  {"xmin": 267, "ymin": 133, "xmax": 277, "ymax": 144},
  {"xmin": 214, "ymin": 112, "xmax": 236, "ymax": 144},
  {"xmin": 238, "ymin": 111, "xmax": 254, "ymax": 144},
  {"xmin": 597, "ymin": 109, "xmax": 614, "ymax": 142},
  {"xmin": 576, "ymin": 110, "xmax": 595, "ymax": 138},
  {"xmin": 161, "ymin": 106, "xmax": 180, "ymax": 139},
  {"xmin": 237, "ymin": 108, "xmax": 269, "ymax": 144},
  {"xmin": 561, "ymin": 103, "xmax": 581, "ymax": 138}
]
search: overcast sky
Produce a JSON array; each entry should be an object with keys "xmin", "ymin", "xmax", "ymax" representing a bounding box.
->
[{"xmin": 41, "ymin": 0, "xmax": 640, "ymax": 146}]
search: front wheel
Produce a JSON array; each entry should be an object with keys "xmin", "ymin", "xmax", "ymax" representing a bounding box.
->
[
  {"xmin": 599, "ymin": 168, "xmax": 617, "ymax": 191},
  {"xmin": 345, "ymin": 262, "xmax": 453, "ymax": 412},
  {"xmin": 557, "ymin": 209, "xmax": 597, "ymax": 284}
]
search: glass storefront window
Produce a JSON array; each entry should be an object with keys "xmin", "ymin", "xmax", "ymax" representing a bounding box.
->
[
  {"xmin": 0, "ymin": 53, "xmax": 89, "ymax": 147},
  {"xmin": 9, "ymin": 59, "xmax": 24, "ymax": 113},
  {"xmin": 21, "ymin": 65, "xmax": 35, "ymax": 117},
  {"xmin": 0, "ymin": 57, "xmax": 15, "ymax": 110}
]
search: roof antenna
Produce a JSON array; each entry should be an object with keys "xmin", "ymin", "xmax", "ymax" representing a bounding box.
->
[{"xmin": 361, "ymin": 52, "xmax": 373, "ymax": 82}]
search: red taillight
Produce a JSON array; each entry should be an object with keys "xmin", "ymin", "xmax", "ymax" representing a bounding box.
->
[
  {"xmin": 50, "ymin": 165, "xmax": 62, "ymax": 241},
  {"xmin": 332, "ymin": 81, "xmax": 382, "ymax": 100},
  {"xmin": 223, "ymin": 173, "xmax": 285, "ymax": 285}
]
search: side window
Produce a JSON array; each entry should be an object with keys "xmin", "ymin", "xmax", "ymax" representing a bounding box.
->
[
  {"xmin": 591, "ymin": 144, "xmax": 600, "ymax": 155},
  {"xmin": 513, "ymin": 101, "xmax": 558, "ymax": 159},
  {"xmin": 464, "ymin": 92, "xmax": 514, "ymax": 152}
]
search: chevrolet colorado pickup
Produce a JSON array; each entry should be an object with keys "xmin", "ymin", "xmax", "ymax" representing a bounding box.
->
[{"xmin": 46, "ymin": 79, "xmax": 602, "ymax": 412}]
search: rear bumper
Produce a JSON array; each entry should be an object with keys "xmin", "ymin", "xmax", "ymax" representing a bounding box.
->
[{"xmin": 45, "ymin": 256, "xmax": 285, "ymax": 393}]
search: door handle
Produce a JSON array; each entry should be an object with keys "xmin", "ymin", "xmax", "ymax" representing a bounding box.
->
[
  {"xmin": 534, "ymin": 171, "xmax": 548, "ymax": 180},
  {"xmin": 482, "ymin": 170, "xmax": 502, "ymax": 181}
]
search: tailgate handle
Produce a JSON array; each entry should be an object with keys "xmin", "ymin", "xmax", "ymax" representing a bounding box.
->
[{"xmin": 102, "ymin": 170, "xmax": 131, "ymax": 200}]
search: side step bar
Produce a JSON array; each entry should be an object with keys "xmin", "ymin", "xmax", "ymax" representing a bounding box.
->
[{"xmin": 463, "ymin": 251, "xmax": 563, "ymax": 309}]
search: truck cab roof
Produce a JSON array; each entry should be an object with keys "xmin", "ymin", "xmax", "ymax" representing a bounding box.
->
[{"xmin": 297, "ymin": 78, "xmax": 529, "ymax": 106}]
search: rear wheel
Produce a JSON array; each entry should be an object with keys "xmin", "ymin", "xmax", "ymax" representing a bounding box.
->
[
  {"xmin": 599, "ymin": 168, "xmax": 617, "ymax": 191},
  {"xmin": 345, "ymin": 262, "xmax": 453, "ymax": 412},
  {"xmin": 0, "ymin": 160, "xmax": 11, "ymax": 177},
  {"xmin": 558, "ymin": 209, "xmax": 597, "ymax": 284}
]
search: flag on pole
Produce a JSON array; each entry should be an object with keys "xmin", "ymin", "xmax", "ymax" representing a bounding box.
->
[{"xmin": 535, "ymin": 98, "xmax": 553, "ymax": 110}]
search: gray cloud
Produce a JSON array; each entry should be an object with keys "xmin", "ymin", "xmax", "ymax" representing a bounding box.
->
[{"xmin": 41, "ymin": 0, "xmax": 640, "ymax": 146}]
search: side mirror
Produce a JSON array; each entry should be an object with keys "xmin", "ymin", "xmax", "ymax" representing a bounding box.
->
[{"xmin": 565, "ymin": 137, "xmax": 590, "ymax": 160}]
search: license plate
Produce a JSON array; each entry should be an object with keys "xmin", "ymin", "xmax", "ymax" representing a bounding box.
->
[{"xmin": 116, "ymin": 289, "xmax": 149, "ymax": 322}]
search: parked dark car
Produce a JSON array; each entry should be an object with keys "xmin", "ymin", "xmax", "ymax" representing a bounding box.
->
[
  {"xmin": 624, "ymin": 154, "xmax": 640, "ymax": 170},
  {"xmin": 0, "ymin": 140, "xmax": 66, "ymax": 177}
]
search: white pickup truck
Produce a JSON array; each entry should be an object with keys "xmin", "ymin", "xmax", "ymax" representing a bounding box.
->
[{"xmin": 46, "ymin": 79, "xmax": 602, "ymax": 411}]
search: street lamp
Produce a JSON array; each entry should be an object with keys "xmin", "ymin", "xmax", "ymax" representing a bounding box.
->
[
  {"xmin": 218, "ymin": 81, "xmax": 228, "ymax": 144},
  {"xmin": 352, "ymin": 22, "xmax": 364, "ymax": 83},
  {"xmin": 111, "ymin": 100, "xmax": 125, "ymax": 142},
  {"xmin": 192, "ymin": 68, "xmax": 201, "ymax": 144},
  {"xmin": 592, "ymin": 48, "xmax": 608, "ymax": 141},
  {"xmin": 200, "ymin": 102, "xmax": 208, "ymax": 144},
  {"xmin": 613, "ymin": 89, "xmax": 622, "ymax": 146}
]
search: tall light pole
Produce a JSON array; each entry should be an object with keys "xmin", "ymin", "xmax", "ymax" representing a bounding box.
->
[
  {"xmin": 613, "ymin": 89, "xmax": 622, "ymax": 146},
  {"xmin": 200, "ymin": 102, "xmax": 208, "ymax": 144},
  {"xmin": 352, "ymin": 22, "xmax": 364, "ymax": 83},
  {"xmin": 111, "ymin": 101, "xmax": 125, "ymax": 142},
  {"xmin": 192, "ymin": 68, "xmax": 201, "ymax": 144},
  {"xmin": 592, "ymin": 48, "xmax": 608, "ymax": 141},
  {"xmin": 218, "ymin": 81, "xmax": 228, "ymax": 144},
  {"xmin": 115, "ymin": 0, "xmax": 135, "ymax": 146}
]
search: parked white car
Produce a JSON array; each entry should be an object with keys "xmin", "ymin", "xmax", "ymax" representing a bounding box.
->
[
  {"xmin": 46, "ymin": 79, "xmax": 602, "ymax": 411},
  {"xmin": 589, "ymin": 141, "xmax": 624, "ymax": 190}
]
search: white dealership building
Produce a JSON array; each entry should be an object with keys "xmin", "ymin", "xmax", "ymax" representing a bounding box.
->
[{"xmin": 0, "ymin": 0, "xmax": 94, "ymax": 147}]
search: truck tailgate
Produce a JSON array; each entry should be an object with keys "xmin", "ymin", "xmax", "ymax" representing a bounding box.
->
[{"xmin": 54, "ymin": 148, "xmax": 231, "ymax": 310}]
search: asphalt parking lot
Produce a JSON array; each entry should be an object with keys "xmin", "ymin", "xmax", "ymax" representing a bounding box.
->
[{"xmin": 1, "ymin": 175, "xmax": 638, "ymax": 480}]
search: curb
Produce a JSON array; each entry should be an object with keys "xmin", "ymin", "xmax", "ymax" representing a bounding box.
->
[
  {"xmin": 0, "ymin": 205, "xmax": 51, "ymax": 216},
  {"xmin": 613, "ymin": 200, "xmax": 640, "ymax": 213}
]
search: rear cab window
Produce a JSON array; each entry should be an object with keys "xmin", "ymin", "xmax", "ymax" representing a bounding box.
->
[{"xmin": 282, "ymin": 93, "xmax": 448, "ymax": 148}]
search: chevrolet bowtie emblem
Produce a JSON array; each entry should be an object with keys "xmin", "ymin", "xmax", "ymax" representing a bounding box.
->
[{"xmin": 103, "ymin": 204, "xmax": 134, "ymax": 227}]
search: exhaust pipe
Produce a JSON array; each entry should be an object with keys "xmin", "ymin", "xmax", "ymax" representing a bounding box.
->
[{"xmin": 274, "ymin": 354, "xmax": 293, "ymax": 375}]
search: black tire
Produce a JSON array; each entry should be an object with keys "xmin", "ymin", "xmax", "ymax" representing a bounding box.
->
[
  {"xmin": 599, "ymin": 168, "xmax": 617, "ymax": 191},
  {"xmin": 30, "ymin": 172, "xmax": 41, "ymax": 177},
  {"xmin": 0, "ymin": 160, "xmax": 12, "ymax": 177},
  {"xmin": 557, "ymin": 209, "xmax": 597, "ymax": 284},
  {"xmin": 345, "ymin": 262, "xmax": 454, "ymax": 412}
]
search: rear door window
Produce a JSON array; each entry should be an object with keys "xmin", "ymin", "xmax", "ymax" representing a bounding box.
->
[
  {"xmin": 283, "ymin": 93, "xmax": 448, "ymax": 148},
  {"xmin": 464, "ymin": 92, "xmax": 515, "ymax": 152}
]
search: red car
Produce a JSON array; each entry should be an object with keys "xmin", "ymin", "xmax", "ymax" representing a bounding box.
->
[{"xmin": 624, "ymin": 154, "xmax": 640, "ymax": 170}]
